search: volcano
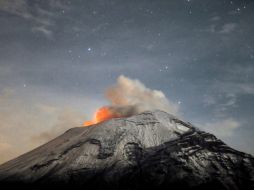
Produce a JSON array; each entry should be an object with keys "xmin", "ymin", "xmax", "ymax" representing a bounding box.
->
[{"xmin": 0, "ymin": 110, "xmax": 253, "ymax": 190}]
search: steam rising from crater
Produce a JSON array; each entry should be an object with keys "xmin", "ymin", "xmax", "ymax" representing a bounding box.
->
[{"xmin": 84, "ymin": 75, "xmax": 179, "ymax": 126}]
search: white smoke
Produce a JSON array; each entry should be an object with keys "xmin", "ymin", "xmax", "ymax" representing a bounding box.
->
[{"xmin": 105, "ymin": 75, "xmax": 180, "ymax": 116}]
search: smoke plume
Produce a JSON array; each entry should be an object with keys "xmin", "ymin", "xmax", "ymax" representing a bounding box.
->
[{"xmin": 105, "ymin": 75, "xmax": 179, "ymax": 117}]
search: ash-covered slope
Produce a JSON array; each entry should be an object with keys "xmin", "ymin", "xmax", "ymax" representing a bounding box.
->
[{"xmin": 0, "ymin": 110, "xmax": 253, "ymax": 190}]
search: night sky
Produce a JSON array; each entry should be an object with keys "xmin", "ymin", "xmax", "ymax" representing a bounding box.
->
[{"xmin": 0, "ymin": 0, "xmax": 254, "ymax": 164}]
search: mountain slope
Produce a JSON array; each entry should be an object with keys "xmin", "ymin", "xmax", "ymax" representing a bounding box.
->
[{"xmin": 0, "ymin": 110, "xmax": 253, "ymax": 190}]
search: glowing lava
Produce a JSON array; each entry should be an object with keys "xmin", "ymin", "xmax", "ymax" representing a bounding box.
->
[{"xmin": 84, "ymin": 106, "xmax": 120, "ymax": 126}]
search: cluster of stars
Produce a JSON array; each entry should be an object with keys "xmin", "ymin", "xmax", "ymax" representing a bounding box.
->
[
  {"xmin": 229, "ymin": 1, "xmax": 247, "ymax": 13},
  {"xmin": 159, "ymin": 65, "xmax": 169, "ymax": 72}
]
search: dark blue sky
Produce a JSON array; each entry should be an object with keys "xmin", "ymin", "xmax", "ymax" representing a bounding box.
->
[{"xmin": 0, "ymin": 0, "xmax": 254, "ymax": 163}]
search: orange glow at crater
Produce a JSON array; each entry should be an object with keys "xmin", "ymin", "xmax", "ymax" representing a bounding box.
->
[{"xmin": 84, "ymin": 106, "xmax": 120, "ymax": 126}]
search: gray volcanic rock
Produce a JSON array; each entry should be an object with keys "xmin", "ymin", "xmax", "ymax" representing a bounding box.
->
[{"xmin": 0, "ymin": 110, "xmax": 253, "ymax": 190}]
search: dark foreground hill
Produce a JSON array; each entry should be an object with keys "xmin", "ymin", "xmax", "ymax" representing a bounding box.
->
[{"xmin": 0, "ymin": 110, "xmax": 253, "ymax": 190}]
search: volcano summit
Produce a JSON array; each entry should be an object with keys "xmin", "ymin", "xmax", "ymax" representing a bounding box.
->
[{"xmin": 0, "ymin": 110, "xmax": 253, "ymax": 190}]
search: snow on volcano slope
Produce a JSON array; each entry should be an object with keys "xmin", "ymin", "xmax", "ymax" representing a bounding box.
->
[{"xmin": 0, "ymin": 110, "xmax": 253, "ymax": 190}]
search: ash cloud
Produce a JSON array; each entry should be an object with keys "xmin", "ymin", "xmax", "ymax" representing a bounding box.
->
[{"xmin": 105, "ymin": 75, "xmax": 180, "ymax": 117}]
